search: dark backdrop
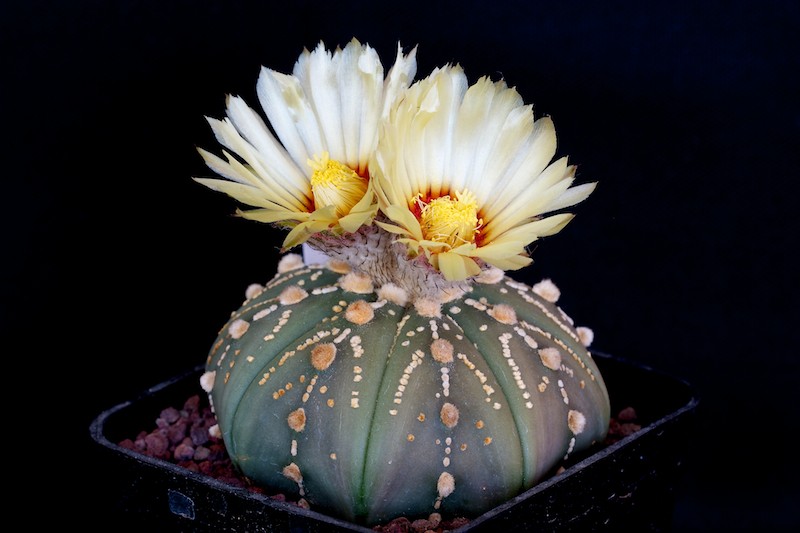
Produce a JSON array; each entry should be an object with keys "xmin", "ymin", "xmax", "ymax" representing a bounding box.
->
[{"xmin": 4, "ymin": 0, "xmax": 798, "ymax": 530}]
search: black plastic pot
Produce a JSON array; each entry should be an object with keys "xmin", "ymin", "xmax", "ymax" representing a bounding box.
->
[{"xmin": 90, "ymin": 352, "xmax": 698, "ymax": 532}]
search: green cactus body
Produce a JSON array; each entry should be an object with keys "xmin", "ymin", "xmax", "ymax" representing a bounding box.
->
[{"xmin": 202, "ymin": 255, "xmax": 610, "ymax": 526}]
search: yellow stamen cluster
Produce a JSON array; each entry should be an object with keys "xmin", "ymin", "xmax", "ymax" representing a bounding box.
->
[
  {"xmin": 418, "ymin": 190, "xmax": 482, "ymax": 249},
  {"xmin": 310, "ymin": 152, "xmax": 368, "ymax": 218}
]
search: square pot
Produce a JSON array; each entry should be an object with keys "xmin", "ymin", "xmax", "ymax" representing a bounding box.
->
[{"xmin": 90, "ymin": 352, "xmax": 698, "ymax": 532}]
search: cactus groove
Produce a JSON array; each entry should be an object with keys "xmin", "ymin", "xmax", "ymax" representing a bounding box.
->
[{"xmin": 202, "ymin": 255, "xmax": 610, "ymax": 526}]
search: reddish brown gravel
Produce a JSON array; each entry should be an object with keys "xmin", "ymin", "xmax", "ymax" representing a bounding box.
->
[{"xmin": 118, "ymin": 393, "xmax": 639, "ymax": 533}]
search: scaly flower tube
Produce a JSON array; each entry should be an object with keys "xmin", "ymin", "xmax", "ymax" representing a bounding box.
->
[
  {"xmin": 194, "ymin": 39, "xmax": 417, "ymax": 249},
  {"xmin": 372, "ymin": 65, "xmax": 596, "ymax": 281}
]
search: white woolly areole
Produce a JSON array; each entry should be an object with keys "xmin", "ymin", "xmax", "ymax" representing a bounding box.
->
[
  {"xmin": 438, "ymin": 285, "xmax": 468, "ymax": 303},
  {"xmin": 279, "ymin": 285, "xmax": 309, "ymax": 305},
  {"xmin": 568, "ymin": 410, "xmax": 587, "ymax": 435},
  {"xmin": 200, "ymin": 371, "xmax": 216, "ymax": 393},
  {"xmin": 209, "ymin": 424, "xmax": 222, "ymax": 439},
  {"xmin": 311, "ymin": 343, "xmax": 337, "ymax": 370},
  {"xmin": 229, "ymin": 319, "xmax": 250, "ymax": 339},
  {"xmin": 538, "ymin": 347, "xmax": 562, "ymax": 370},
  {"xmin": 431, "ymin": 339, "xmax": 454, "ymax": 363},
  {"xmin": 488, "ymin": 304, "xmax": 517, "ymax": 325},
  {"xmin": 415, "ymin": 297, "xmax": 442, "ymax": 318},
  {"xmin": 339, "ymin": 272, "xmax": 374, "ymax": 294},
  {"xmin": 326, "ymin": 258, "xmax": 352, "ymax": 274},
  {"xmin": 277, "ymin": 253, "xmax": 305, "ymax": 273},
  {"xmin": 376, "ymin": 283, "xmax": 410, "ymax": 307},
  {"xmin": 576, "ymin": 326, "xmax": 594, "ymax": 347},
  {"xmin": 532, "ymin": 278, "xmax": 561, "ymax": 303},
  {"xmin": 440, "ymin": 402, "xmax": 459, "ymax": 428},
  {"xmin": 345, "ymin": 300, "xmax": 375, "ymax": 325},
  {"xmin": 437, "ymin": 472, "xmax": 455, "ymax": 498},
  {"xmin": 474, "ymin": 266, "xmax": 504, "ymax": 284},
  {"xmin": 245, "ymin": 283, "xmax": 264, "ymax": 300},
  {"xmin": 282, "ymin": 463, "xmax": 303, "ymax": 484},
  {"xmin": 287, "ymin": 408, "xmax": 307, "ymax": 432}
]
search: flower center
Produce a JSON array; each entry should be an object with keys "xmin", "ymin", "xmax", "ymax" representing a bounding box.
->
[
  {"xmin": 418, "ymin": 190, "xmax": 482, "ymax": 248},
  {"xmin": 309, "ymin": 152, "xmax": 368, "ymax": 217}
]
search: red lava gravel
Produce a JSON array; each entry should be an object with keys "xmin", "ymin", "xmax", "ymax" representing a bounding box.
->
[{"xmin": 118, "ymin": 393, "xmax": 640, "ymax": 533}]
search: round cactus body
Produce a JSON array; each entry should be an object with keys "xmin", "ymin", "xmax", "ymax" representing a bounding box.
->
[{"xmin": 202, "ymin": 255, "xmax": 610, "ymax": 526}]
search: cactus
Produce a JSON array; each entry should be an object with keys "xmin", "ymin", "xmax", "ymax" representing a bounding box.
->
[
  {"xmin": 194, "ymin": 39, "xmax": 610, "ymax": 526},
  {"xmin": 201, "ymin": 249, "xmax": 609, "ymax": 525}
]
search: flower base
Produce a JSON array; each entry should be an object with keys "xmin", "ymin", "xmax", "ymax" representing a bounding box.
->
[{"xmin": 90, "ymin": 352, "xmax": 696, "ymax": 532}]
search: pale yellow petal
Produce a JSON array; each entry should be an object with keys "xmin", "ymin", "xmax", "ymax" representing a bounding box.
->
[
  {"xmin": 385, "ymin": 204, "xmax": 424, "ymax": 241},
  {"xmin": 478, "ymin": 253, "xmax": 532, "ymax": 271},
  {"xmin": 283, "ymin": 222, "xmax": 314, "ymax": 249},
  {"xmin": 546, "ymin": 182, "xmax": 597, "ymax": 212},
  {"xmin": 394, "ymin": 238, "xmax": 421, "ymax": 255},
  {"xmin": 206, "ymin": 117, "xmax": 311, "ymax": 210},
  {"xmin": 487, "ymin": 213, "xmax": 574, "ymax": 246},
  {"xmin": 469, "ymin": 240, "xmax": 527, "ymax": 259},
  {"xmin": 438, "ymin": 252, "xmax": 482, "ymax": 281},
  {"xmin": 193, "ymin": 178, "xmax": 291, "ymax": 211},
  {"xmin": 374, "ymin": 220, "xmax": 413, "ymax": 236},
  {"xmin": 237, "ymin": 208, "xmax": 311, "ymax": 224},
  {"xmin": 338, "ymin": 204, "xmax": 378, "ymax": 233},
  {"xmin": 221, "ymin": 151, "xmax": 307, "ymax": 211},
  {"xmin": 197, "ymin": 147, "xmax": 249, "ymax": 184},
  {"xmin": 482, "ymin": 158, "xmax": 575, "ymax": 241}
]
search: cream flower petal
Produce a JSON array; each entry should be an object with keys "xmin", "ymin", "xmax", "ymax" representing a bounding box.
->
[
  {"xmin": 481, "ymin": 158, "xmax": 577, "ymax": 241},
  {"xmin": 487, "ymin": 213, "xmax": 575, "ymax": 247},
  {"xmin": 373, "ymin": 64, "xmax": 595, "ymax": 281},
  {"xmin": 480, "ymin": 116, "xmax": 558, "ymax": 223},
  {"xmin": 225, "ymin": 95, "xmax": 310, "ymax": 196},
  {"xmin": 374, "ymin": 220, "xmax": 413, "ymax": 236},
  {"xmin": 471, "ymin": 250, "xmax": 532, "ymax": 271},
  {"xmin": 193, "ymin": 177, "xmax": 292, "ymax": 212},
  {"xmin": 197, "ymin": 39, "xmax": 417, "ymax": 247},
  {"xmin": 204, "ymin": 117, "xmax": 309, "ymax": 210},
  {"xmin": 256, "ymin": 68, "xmax": 322, "ymax": 170},
  {"xmin": 237, "ymin": 208, "xmax": 311, "ymax": 224}
]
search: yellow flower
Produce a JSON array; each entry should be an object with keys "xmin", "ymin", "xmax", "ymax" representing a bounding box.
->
[
  {"xmin": 194, "ymin": 38, "xmax": 417, "ymax": 249},
  {"xmin": 372, "ymin": 65, "xmax": 596, "ymax": 281}
]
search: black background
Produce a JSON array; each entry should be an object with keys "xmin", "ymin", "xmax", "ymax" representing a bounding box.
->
[{"xmin": 4, "ymin": 0, "xmax": 799, "ymax": 530}]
